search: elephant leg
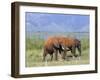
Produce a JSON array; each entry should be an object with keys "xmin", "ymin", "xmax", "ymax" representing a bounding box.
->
[
  {"xmin": 72, "ymin": 46, "xmax": 77, "ymax": 58},
  {"xmin": 77, "ymin": 45, "xmax": 81, "ymax": 57},
  {"xmin": 62, "ymin": 50, "xmax": 67, "ymax": 60},
  {"xmin": 50, "ymin": 54, "xmax": 53, "ymax": 61},
  {"xmin": 55, "ymin": 50, "xmax": 58, "ymax": 61},
  {"xmin": 76, "ymin": 45, "xmax": 81, "ymax": 60}
]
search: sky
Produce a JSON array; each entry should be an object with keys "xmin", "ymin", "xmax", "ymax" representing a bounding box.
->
[{"xmin": 25, "ymin": 12, "xmax": 89, "ymax": 33}]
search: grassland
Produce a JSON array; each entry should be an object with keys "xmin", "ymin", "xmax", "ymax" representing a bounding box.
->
[{"xmin": 25, "ymin": 35, "xmax": 89, "ymax": 67}]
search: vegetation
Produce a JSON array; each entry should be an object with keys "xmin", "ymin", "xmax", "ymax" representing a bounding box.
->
[{"xmin": 25, "ymin": 34, "xmax": 89, "ymax": 67}]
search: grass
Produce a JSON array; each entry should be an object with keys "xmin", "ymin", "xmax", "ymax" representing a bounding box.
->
[
  {"xmin": 26, "ymin": 49, "xmax": 89, "ymax": 67},
  {"xmin": 25, "ymin": 36, "xmax": 89, "ymax": 67}
]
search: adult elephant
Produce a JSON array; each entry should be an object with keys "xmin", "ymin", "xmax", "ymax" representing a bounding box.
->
[
  {"xmin": 43, "ymin": 37, "xmax": 63, "ymax": 61},
  {"xmin": 58, "ymin": 37, "xmax": 81, "ymax": 60}
]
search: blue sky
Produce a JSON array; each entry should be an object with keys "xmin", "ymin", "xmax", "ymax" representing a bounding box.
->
[{"xmin": 25, "ymin": 12, "xmax": 89, "ymax": 33}]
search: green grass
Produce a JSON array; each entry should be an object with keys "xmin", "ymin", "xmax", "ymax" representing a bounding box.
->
[
  {"xmin": 26, "ymin": 49, "xmax": 89, "ymax": 67},
  {"xmin": 25, "ymin": 36, "xmax": 89, "ymax": 67},
  {"xmin": 26, "ymin": 36, "xmax": 44, "ymax": 50}
]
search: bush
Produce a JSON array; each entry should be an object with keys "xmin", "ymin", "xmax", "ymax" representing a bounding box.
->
[
  {"xmin": 26, "ymin": 36, "xmax": 44, "ymax": 50},
  {"xmin": 81, "ymin": 37, "xmax": 89, "ymax": 51}
]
